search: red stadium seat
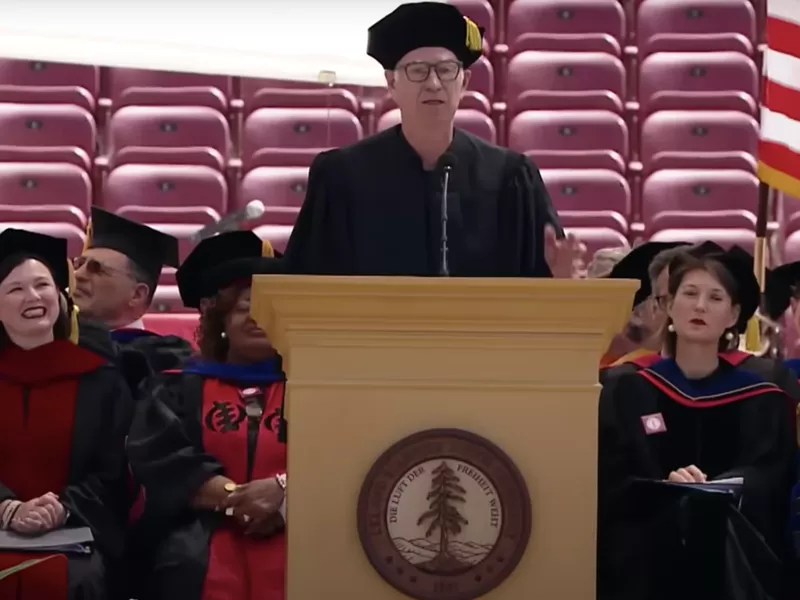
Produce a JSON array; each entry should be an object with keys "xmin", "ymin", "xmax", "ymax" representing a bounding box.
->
[
  {"xmin": 506, "ymin": 0, "xmax": 625, "ymax": 49},
  {"xmin": 243, "ymin": 87, "xmax": 359, "ymax": 116},
  {"xmin": 467, "ymin": 56, "xmax": 494, "ymax": 102},
  {"xmin": 0, "ymin": 145, "xmax": 92, "ymax": 171},
  {"xmin": 253, "ymin": 226, "xmax": 291, "ymax": 255},
  {"xmin": 0, "ymin": 104, "xmax": 96, "ymax": 155},
  {"xmin": 149, "ymin": 286, "xmax": 192, "ymax": 314},
  {"xmin": 639, "ymin": 52, "xmax": 759, "ymax": 114},
  {"xmin": 526, "ymin": 150, "xmax": 627, "ymax": 174},
  {"xmin": 143, "ymin": 312, "xmax": 199, "ymax": 340},
  {"xmin": 242, "ymin": 108, "xmax": 363, "ymax": 160},
  {"xmin": 541, "ymin": 169, "xmax": 631, "ymax": 232},
  {"xmin": 107, "ymin": 106, "xmax": 230, "ymax": 157},
  {"xmin": 0, "ymin": 205, "xmax": 87, "ymax": 229},
  {"xmin": 508, "ymin": 110, "xmax": 628, "ymax": 160},
  {"xmin": 105, "ymin": 68, "xmax": 232, "ymax": 106},
  {"xmin": 506, "ymin": 52, "xmax": 625, "ymax": 117},
  {"xmin": 0, "ymin": 84, "xmax": 95, "ymax": 112},
  {"xmin": 103, "ymin": 164, "xmax": 228, "ymax": 217},
  {"xmin": 0, "ymin": 162, "xmax": 92, "ymax": 216},
  {"xmin": 107, "ymin": 147, "xmax": 226, "ymax": 172},
  {"xmin": 238, "ymin": 167, "xmax": 308, "ymax": 231},
  {"xmin": 640, "ymin": 33, "xmax": 754, "ymax": 57},
  {"xmin": 0, "ymin": 59, "xmax": 99, "ymax": 99},
  {"xmin": 641, "ymin": 169, "xmax": 759, "ymax": 227},
  {"xmin": 637, "ymin": 0, "xmax": 757, "ymax": 49},
  {"xmin": 640, "ymin": 111, "xmax": 758, "ymax": 171}
]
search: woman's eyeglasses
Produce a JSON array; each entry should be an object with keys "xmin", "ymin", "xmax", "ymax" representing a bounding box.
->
[{"xmin": 399, "ymin": 60, "xmax": 462, "ymax": 83}]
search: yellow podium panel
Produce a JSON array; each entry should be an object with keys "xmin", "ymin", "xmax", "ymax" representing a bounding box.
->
[{"xmin": 251, "ymin": 276, "xmax": 636, "ymax": 600}]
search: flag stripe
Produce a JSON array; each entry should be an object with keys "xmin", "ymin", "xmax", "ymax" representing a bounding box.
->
[
  {"xmin": 767, "ymin": 0, "xmax": 800, "ymax": 27},
  {"xmin": 760, "ymin": 3, "xmax": 800, "ymax": 195},
  {"xmin": 762, "ymin": 79, "xmax": 800, "ymax": 123},
  {"xmin": 767, "ymin": 14, "xmax": 800, "ymax": 60}
]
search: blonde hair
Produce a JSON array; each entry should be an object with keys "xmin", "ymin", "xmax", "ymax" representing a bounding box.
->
[{"xmin": 587, "ymin": 247, "xmax": 630, "ymax": 278}]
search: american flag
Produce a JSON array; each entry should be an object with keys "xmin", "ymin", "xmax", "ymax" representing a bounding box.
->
[{"xmin": 758, "ymin": 0, "xmax": 800, "ymax": 197}]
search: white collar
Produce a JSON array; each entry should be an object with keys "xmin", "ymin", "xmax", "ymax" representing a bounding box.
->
[{"xmin": 118, "ymin": 318, "xmax": 146, "ymax": 331}]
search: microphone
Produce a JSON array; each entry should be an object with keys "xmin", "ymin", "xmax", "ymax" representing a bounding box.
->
[
  {"xmin": 190, "ymin": 200, "xmax": 266, "ymax": 243},
  {"xmin": 437, "ymin": 152, "xmax": 457, "ymax": 277}
]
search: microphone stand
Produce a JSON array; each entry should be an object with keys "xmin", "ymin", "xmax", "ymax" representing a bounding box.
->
[{"xmin": 440, "ymin": 165, "xmax": 452, "ymax": 276}]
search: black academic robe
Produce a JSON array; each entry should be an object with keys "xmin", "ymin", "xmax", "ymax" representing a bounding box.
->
[
  {"xmin": 0, "ymin": 340, "xmax": 133, "ymax": 600},
  {"xmin": 111, "ymin": 328, "xmax": 193, "ymax": 394},
  {"xmin": 284, "ymin": 125, "xmax": 562, "ymax": 276},
  {"xmin": 126, "ymin": 359, "xmax": 287, "ymax": 600},
  {"xmin": 598, "ymin": 357, "xmax": 796, "ymax": 600}
]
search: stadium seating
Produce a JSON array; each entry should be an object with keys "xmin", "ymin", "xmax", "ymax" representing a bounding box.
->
[{"xmin": 0, "ymin": 0, "xmax": 782, "ymax": 339}]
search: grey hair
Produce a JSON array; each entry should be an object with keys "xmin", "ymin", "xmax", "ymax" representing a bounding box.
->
[{"xmin": 587, "ymin": 246, "xmax": 630, "ymax": 278}]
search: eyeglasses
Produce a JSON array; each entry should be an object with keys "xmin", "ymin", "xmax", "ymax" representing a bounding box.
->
[
  {"xmin": 398, "ymin": 60, "xmax": 462, "ymax": 83},
  {"xmin": 73, "ymin": 256, "xmax": 131, "ymax": 279}
]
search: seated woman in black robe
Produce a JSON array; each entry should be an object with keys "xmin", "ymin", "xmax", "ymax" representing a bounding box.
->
[
  {"xmin": 127, "ymin": 232, "xmax": 287, "ymax": 600},
  {"xmin": 597, "ymin": 248, "xmax": 797, "ymax": 600},
  {"xmin": 0, "ymin": 229, "xmax": 133, "ymax": 600}
]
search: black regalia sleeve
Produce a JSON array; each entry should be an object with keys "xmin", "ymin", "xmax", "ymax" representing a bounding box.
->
[
  {"xmin": 127, "ymin": 374, "xmax": 224, "ymax": 520},
  {"xmin": 0, "ymin": 482, "xmax": 14, "ymax": 503},
  {"xmin": 500, "ymin": 156, "xmax": 564, "ymax": 277},
  {"xmin": 283, "ymin": 150, "xmax": 353, "ymax": 275},
  {"xmin": 60, "ymin": 366, "xmax": 134, "ymax": 559}
]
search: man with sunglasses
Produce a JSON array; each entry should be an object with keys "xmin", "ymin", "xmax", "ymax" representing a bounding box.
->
[
  {"xmin": 73, "ymin": 207, "xmax": 193, "ymax": 388},
  {"xmin": 285, "ymin": 2, "xmax": 584, "ymax": 278}
]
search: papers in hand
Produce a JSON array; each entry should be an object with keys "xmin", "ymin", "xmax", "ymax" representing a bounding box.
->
[{"xmin": 0, "ymin": 526, "xmax": 93, "ymax": 554}]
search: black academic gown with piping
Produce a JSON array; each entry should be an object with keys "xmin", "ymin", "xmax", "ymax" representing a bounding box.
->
[
  {"xmin": 284, "ymin": 125, "xmax": 563, "ymax": 277},
  {"xmin": 597, "ymin": 357, "xmax": 796, "ymax": 600},
  {"xmin": 0, "ymin": 340, "xmax": 133, "ymax": 600}
]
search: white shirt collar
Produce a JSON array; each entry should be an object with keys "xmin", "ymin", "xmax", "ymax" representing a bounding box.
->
[{"xmin": 118, "ymin": 318, "xmax": 146, "ymax": 331}]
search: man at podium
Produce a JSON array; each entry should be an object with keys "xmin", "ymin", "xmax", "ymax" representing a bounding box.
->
[{"xmin": 284, "ymin": 2, "xmax": 583, "ymax": 278}]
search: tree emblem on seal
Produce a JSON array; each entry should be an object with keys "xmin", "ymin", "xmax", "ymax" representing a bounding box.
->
[{"xmin": 416, "ymin": 461, "xmax": 469, "ymax": 573}]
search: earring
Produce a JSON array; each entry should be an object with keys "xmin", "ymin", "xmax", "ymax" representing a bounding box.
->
[
  {"xmin": 725, "ymin": 330, "xmax": 735, "ymax": 341},
  {"xmin": 221, "ymin": 331, "xmax": 227, "ymax": 339},
  {"xmin": 667, "ymin": 323, "xmax": 675, "ymax": 332}
]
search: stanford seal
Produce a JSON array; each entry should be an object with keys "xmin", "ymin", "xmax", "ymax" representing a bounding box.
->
[{"xmin": 357, "ymin": 429, "xmax": 531, "ymax": 600}]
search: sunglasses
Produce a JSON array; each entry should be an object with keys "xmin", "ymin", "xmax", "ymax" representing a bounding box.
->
[{"xmin": 73, "ymin": 256, "xmax": 131, "ymax": 278}]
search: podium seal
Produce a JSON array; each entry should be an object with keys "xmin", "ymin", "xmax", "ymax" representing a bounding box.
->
[{"xmin": 357, "ymin": 429, "xmax": 532, "ymax": 600}]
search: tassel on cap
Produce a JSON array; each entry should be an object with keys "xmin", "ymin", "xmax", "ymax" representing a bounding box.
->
[
  {"xmin": 262, "ymin": 239, "xmax": 274, "ymax": 258},
  {"xmin": 465, "ymin": 17, "xmax": 482, "ymax": 52},
  {"xmin": 82, "ymin": 219, "xmax": 92, "ymax": 254},
  {"xmin": 66, "ymin": 259, "xmax": 80, "ymax": 345}
]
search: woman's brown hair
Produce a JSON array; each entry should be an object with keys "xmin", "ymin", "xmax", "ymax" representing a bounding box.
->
[
  {"xmin": 662, "ymin": 252, "xmax": 741, "ymax": 356},
  {"xmin": 195, "ymin": 284, "xmax": 244, "ymax": 362}
]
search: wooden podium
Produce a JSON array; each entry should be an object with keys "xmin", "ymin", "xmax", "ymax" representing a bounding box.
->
[{"xmin": 251, "ymin": 276, "xmax": 636, "ymax": 600}]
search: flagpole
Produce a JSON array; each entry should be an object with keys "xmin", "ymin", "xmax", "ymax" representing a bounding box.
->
[{"xmin": 744, "ymin": 182, "xmax": 770, "ymax": 352}]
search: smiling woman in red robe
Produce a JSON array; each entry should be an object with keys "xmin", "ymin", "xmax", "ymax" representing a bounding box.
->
[
  {"xmin": 0, "ymin": 228, "xmax": 133, "ymax": 600},
  {"xmin": 127, "ymin": 231, "xmax": 287, "ymax": 600}
]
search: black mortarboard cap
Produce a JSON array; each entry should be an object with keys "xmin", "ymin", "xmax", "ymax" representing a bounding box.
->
[
  {"xmin": 608, "ymin": 241, "xmax": 688, "ymax": 308},
  {"xmin": 0, "ymin": 228, "xmax": 69, "ymax": 291},
  {"xmin": 367, "ymin": 2, "xmax": 484, "ymax": 70},
  {"xmin": 763, "ymin": 260, "xmax": 800, "ymax": 320},
  {"xmin": 176, "ymin": 231, "xmax": 284, "ymax": 309},
  {"xmin": 86, "ymin": 207, "xmax": 180, "ymax": 284}
]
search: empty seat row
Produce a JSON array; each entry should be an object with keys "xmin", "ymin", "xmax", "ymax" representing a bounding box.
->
[{"xmin": 453, "ymin": 0, "xmax": 763, "ymax": 50}]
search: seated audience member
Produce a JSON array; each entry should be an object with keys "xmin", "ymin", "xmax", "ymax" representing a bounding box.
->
[
  {"xmin": 127, "ymin": 232, "xmax": 287, "ymax": 600},
  {"xmin": 0, "ymin": 229, "xmax": 132, "ymax": 600},
  {"xmin": 598, "ymin": 243, "xmax": 685, "ymax": 374},
  {"xmin": 597, "ymin": 248, "xmax": 796, "ymax": 600}
]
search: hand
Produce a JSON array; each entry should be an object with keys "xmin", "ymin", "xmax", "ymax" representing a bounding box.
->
[
  {"xmin": 9, "ymin": 494, "xmax": 64, "ymax": 534},
  {"xmin": 244, "ymin": 511, "xmax": 285, "ymax": 539},
  {"xmin": 667, "ymin": 465, "xmax": 707, "ymax": 483},
  {"xmin": 544, "ymin": 225, "xmax": 586, "ymax": 279},
  {"xmin": 222, "ymin": 478, "xmax": 284, "ymax": 526}
]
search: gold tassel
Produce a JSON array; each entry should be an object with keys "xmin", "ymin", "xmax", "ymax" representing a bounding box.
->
[
  {"xmin": 262, "ymin": 239, "xmax": 274, "ymax": 258},
  {"xmin": 744, "ymin": 316, "xmax": 760, "ymax": 353},
  {"xmin": 464, "ymin": 17, "xmax": 482, "ymax": 52},
  {"xmin": 82, "ymin": 219, "xmax": 93, "ymax": 254},
  {"xmin": 66, "ymin": 259, "xmax": 80, "ymax": 345}
]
